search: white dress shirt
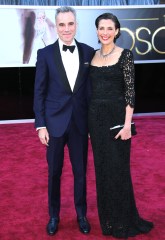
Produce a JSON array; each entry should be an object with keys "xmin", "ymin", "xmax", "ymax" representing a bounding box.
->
[{"xmin": 59, "ymin": 38, "xmax": 79, "ymax": 91}]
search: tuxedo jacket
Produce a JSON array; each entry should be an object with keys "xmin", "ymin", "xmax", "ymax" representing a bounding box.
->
[{"xmin": 33, "ymin": 39, "xmax": 94, "ymax": 137}]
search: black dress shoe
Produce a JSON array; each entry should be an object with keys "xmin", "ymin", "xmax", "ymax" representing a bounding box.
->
[
  {"xmin": 46, "ymin": 217, "xmax": 59, "ymax": 235},
  {"xmin": 77, "ymin": 217, "xmax": 91, "ymax": 234}
]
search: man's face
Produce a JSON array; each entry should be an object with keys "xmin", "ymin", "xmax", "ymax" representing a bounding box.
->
[{"xmin": 55, "ymin": 11, "xmax": 77, "ymax": 45}]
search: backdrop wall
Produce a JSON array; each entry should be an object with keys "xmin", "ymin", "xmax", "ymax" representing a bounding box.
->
[
  {"xmin": 0, "ymin": 5, "xmax": 164, "ymax": 67},
  {"xmin": 0, "ymin": 5, "xmax": 164, "ymax": 120}
]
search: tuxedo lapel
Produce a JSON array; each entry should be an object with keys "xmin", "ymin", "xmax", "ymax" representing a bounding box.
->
[
  {"xmin": 53, "ymin": 41, "xmax": 72, "ymax": 93},
  {"xmin": 73, "ymin": 41, "xmax": 83, "ymax": 93}
]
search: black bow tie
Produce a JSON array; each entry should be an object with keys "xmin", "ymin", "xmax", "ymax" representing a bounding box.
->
[{"xmin": 62, "ymin": 44, "xmax": 75, "ymax": 53}]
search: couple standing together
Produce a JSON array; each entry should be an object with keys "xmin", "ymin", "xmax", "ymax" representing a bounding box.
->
[{"xmin": 33, "ymin": 6, "xmax": 153, "ymax": 239}]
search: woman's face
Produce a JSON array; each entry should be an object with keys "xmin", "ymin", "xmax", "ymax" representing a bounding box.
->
[{"xmin": 97, "ymin": 19, "xmax": 119, "ymax": 45}]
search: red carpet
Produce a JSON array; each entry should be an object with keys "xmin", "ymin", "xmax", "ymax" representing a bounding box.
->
[{"xmin": 0, "ymin": 116, "xmax": 165, "ymax": 240}]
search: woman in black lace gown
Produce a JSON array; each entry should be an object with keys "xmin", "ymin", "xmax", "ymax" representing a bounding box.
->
[{"xmin": 88, "ymin": 13, "xmax": 153, "ymax": 238}]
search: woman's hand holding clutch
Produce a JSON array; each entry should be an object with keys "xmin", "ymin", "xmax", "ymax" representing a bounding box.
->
[
  {"xmin": 115, "ymin": 127, "xmax": 131, "ymax": 140},
  {"xmin": 109, "ymin": 122, "xmax": 137, "ymax": 140}
]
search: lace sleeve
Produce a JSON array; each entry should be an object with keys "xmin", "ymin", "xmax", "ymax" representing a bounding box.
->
[{"xmin": 122, "ymin": 50, "xmax": 135, "ymax": 108}]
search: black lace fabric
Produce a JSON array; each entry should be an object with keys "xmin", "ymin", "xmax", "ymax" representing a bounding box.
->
[{"xmin": 88, "ymin": 49, "xmax": 153, "ymax": 238}]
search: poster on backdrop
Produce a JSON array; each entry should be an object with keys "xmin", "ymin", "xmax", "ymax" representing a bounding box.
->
[{"xmin": 0, "ymin": 5, "xmax": 164, "ymax": 67}]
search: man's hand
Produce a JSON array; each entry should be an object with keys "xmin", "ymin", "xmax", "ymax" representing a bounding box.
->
[{"xmin": 38, "ymin": 128, "xmax": 49, "ymax": 146}]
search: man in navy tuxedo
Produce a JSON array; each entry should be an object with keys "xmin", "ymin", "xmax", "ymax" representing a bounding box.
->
[{"xmin": 33, "ymin": 6, "xmax": 94, "ymax": 236}]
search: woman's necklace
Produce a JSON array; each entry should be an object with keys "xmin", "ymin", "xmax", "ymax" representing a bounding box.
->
[{"xmin": 100, "ymin": 45, "xmax": 116, "ymax": 60}]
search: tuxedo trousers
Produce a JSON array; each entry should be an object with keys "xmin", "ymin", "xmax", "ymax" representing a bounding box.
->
[{"xmin": 46, "ymin": 116, "xmax": 88, "ymax": 218}]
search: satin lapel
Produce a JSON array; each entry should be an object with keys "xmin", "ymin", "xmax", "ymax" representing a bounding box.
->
[
  {"xmin": 53, "ymin": 41, "xmax": 72, "ymax": 93},
  {"xmin": 73, "ymin": 41, "xmax": 84, "ymax": 93}
]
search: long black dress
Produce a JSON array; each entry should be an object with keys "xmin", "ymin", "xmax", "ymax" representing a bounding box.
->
[{"xmin": 88, "ymin": 49, "xmax": 153, "ymax": 238}]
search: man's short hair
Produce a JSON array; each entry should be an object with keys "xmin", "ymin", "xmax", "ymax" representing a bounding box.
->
[{"xmin": 55, "ymin": 6, "xmax": 76, "ymax": 21}]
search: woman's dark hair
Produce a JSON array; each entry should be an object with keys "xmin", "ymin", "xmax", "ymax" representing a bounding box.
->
[{"xmin": 95, "ymin": 13, "xmax": 121, "ymax": 42}]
